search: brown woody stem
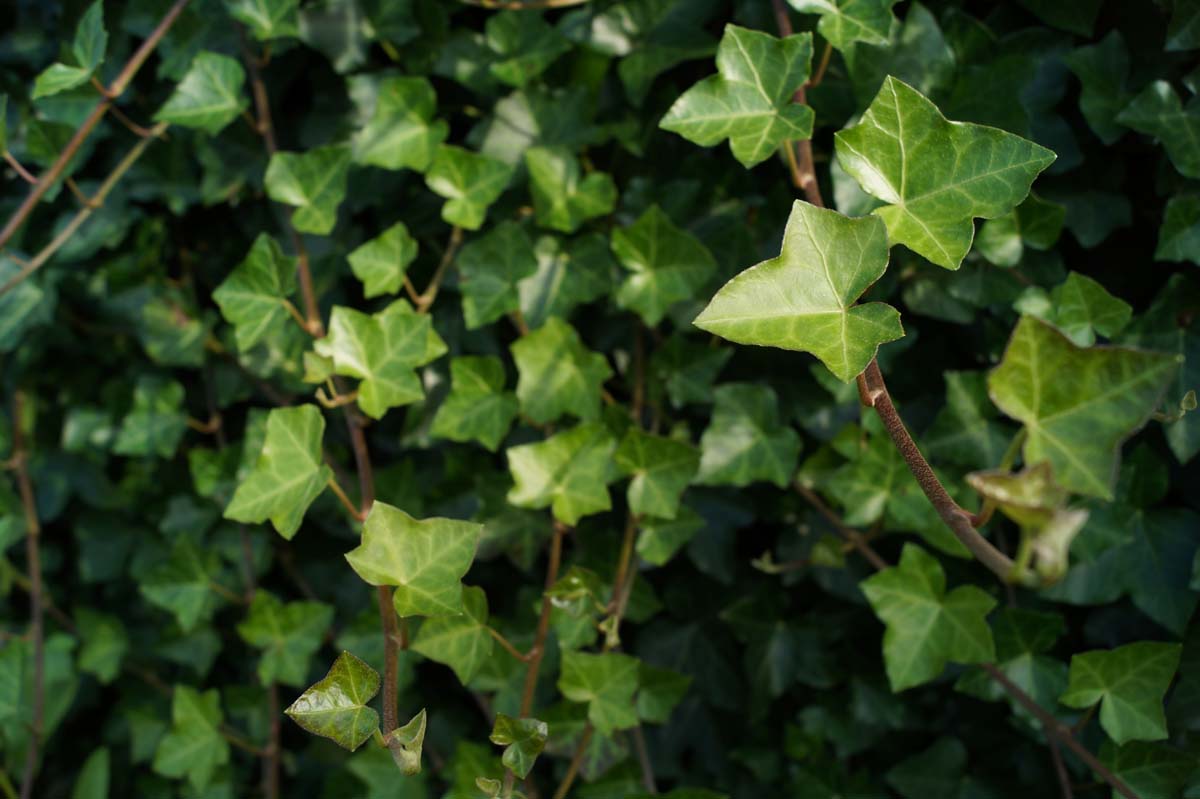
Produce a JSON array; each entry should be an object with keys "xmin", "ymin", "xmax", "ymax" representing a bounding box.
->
[{"xmin": 12, "ymin": 393, "xmax": 42, "ymax": 799}]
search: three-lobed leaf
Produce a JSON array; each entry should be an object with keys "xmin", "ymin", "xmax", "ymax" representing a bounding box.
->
[
  {"xmin": 425, "ymin": 145, "xmax": 514, "ymax": 230},
  {"xmin": 347, "ymin": 222, "xmax": 418, "ymax": 299},
  {"xmin": 489, "ymin": 713, "xmax": 549, "ymax": 779},
  {"xmin": 511, "ymin": 316, "xmax": 612, "ymax": 425},
  {"xmin": 614, "ymin": 428, "xmax": 699, "ymax": 520},
  {"xmin": 507, "ymin": 422, "xmax": 616, "ymax": 525},
  {"xmin": 237, "ymin": 590, "xmax": 334, "ymax": 687},
  {"xmin": 430, "ymin": 355, "xmax": 519, "ymax": 452},
  {"xmin": 154, "ymin": 51, "xmax": 247, "ymax": 135},
  {"xmin": 285, "ymin": 651, "xmax": 381, "ymax": 751},
  {"xmin": 152, "ymin": 687, "xmax": 229, "ymax": 790},
  {"xmin": 411, "ymin": 585, "xmax": 494, "ymax": 684},
  {"xmin": 264, "ymin": 145, "xmax": 352, "ymax": 235},
  {"xmin": 212, "ymin": 233, "xmax": 298, "ymax": 351},
  {"xmin": 353, "ymin": 77, "xmax": 448, "ymax": 172},
  {"xmin": 1060, "ymin": 642, "xmax": 1182, "ymax": 745},
  {"xmin": 614, "ymin": 205, "xmax": 716, "ymax": 326},
  {"xmin": 557, "ymin": 651, "xmax": 640, "ymax": 735}
]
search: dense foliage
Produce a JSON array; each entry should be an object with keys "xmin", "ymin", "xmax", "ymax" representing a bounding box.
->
[{"xmin": 2, "ymin": 1, "xmax": 1199, "ymax": 797}]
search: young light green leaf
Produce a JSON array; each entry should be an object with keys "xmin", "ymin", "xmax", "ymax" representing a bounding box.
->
[
  {"xmin": 489, "ymin": 713, "xmax": 548, "ymax": 779},
  {"xmin": 1116, "ymin": 81, "xmax": 1200, "ymax": 179},
  {"xmin": 1155, "ymin": 194, "xmax": 1200, "ymax": 265},
  {"xmin": 430, "ymin": 356, "xmax": 518, "ymax": 452},
  {"xmin": 388, "ymin": 708, "xmax": 427, "ymax": 775},
  {"xmin": 458, "ymin": 221, "xmax": 539, "ymax": 329},
  {"xmin": 835, "ymin": 76, "xmax": 1056, "ymax": 269},
  {"xmin": 694, "ymin": 200, "xmax": 902, "ymax": 382},
  {"xmin": 660, "ymin": 25, "xmax": 814, "ymax": 168},
  {"xmin": 152, "ymin": 687, "xmax": 230, "ymax": 790},
  {"xmin": 72, "ymin": 0, "xmax": 107, "ymax": 71},
  {"xmin": 313, "ymin": 302, "xmax": 447, "ymax": 419},
  {"xmin": 411, "ymin": 585, "xmax": 494, "ymax": 684},
  {"xmin": 1060, "ymin": 642, "xmax": 1182, "ymax": 745},
  {"xmin": 225, "ymin": 0, "xmax": 300, "ymax": 40},
  {"xmin": 223, "ymin": 404, "xmax": 333, "ymax": 539},
  {"xmin": 285, "ymin": 651, "xmax": 381, "ymax": 751},
  {"xmin": 558, "ymin": 651, "xmax": 640, "ymax": 735},
  {"xmin": 264, "ymin": 144, "xmax": 351, "ymax": 234},
  {"xmin": 154, "ymin": 52, "xmax": 248, "ymax": 135},
  {"xmin": 352, "ymin": 77, "xmax": 448, "ymax": 173},
  {"xmin": 860, "ymin": 544, "xmax": 997, "ymax": 691},
  {"xmin": 344, "ymin": 502, "xmax": 483, "ymax": 617},
  {"xmin": 614, "ymin": 429, "xmax": 699, "ymax": 520},
  {"xmin": 139, "ymin": 539, "xmax": 226, "ymax": 632},
  {"xmin": 525, "ymin": 146, "xmax": 617, "ymax": 234},
  {"xmin": 506, "ymin": 422, "xmax": 616, "ymax": 525},
  {"xmin": 486, "ymin": 11, "xmax": 571, "ymax": 87},
  {"xmin": 348, "ymin": 222, "xmax": 418, "ymax": 299},
  {"xmin": 113, "ymin": 376, "xmax": 187, "ymax": 458},
  {"xmin": 237, "ymin": 590, "xmax": 334, "ymax": 687},
  {"xmin": 1013, "ymin": 272, "xmax": 1132, "ymax": 348},
  {"xmin": 987, "ymin": 316, "xmax": 1179, "ymax": 499},
  {"xmin": 511, "ymin": 316, "xmax": 612, "ymax": 424},
  {"xmin": 788, "ymin": 0, "xmax": 899, "ymax": 49},
  {"xmin": 696, "ymin": 383, "xmax": 800, "ymax": 488},
  {"xmin": 212, "ymin": 233, "xmax": 298, "ymax": 351},
  {"xmin": 424, "ymin": 145, "xmax": 514, "ymax": 230},
  {"xmin": 614, "ymin": 204, "xmax": 716, "ymax": 326}
]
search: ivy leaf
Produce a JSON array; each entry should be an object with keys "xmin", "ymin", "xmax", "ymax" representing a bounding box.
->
[
  {"xmin": 388, "ymin": 709, "xmax": 428, "ymax": 775},
  {"xmin": 489, "ymin": 713, "xmax": 548, "ymax": 779},
  {"xmin": 558, "ymin": 651, "xmax": 640, "ymax": 735},
  {"xmin": 430, "ymin": 356, "xmax": 519, "ymax": 452},
  {"xmin": 237, "ymin": 590, "xmax": 334, "ymax": 687},
  {"xmin": 835, "ymin": 76, "xmax": 1056, "ymax": 269},
  {"xmin": 264, "ymin": 144, "xmax": 352, "ymax": 235},
  {"xmin": 696, "ymin": 383, "xmax": 800, "ymax": 488},
  {"xmin": 614, "ymin": 429, "xmax": 699, "ymax": 520},
  {"xmin": 223, "ymin": 404, "xmax": 332, "ymax": 539},
  {"xmin": 987, "ymin": 316, "xmax": 1179, "ymax": 499},
  {"xmin": 458, "ymin": 221, "xmax": 539, "ymax": 329},
  {"xmin": 152, "ymin": 687, "xmax": 230, "ymax": 790},
  {"xmin": 860, "ymin": 544, "xmax": 997, "ymax": 691},
  {"xmin": 637, "ymin": 662, "xmax": 692, "ymax": 723},
  {"xmin": 525, "ymin": 146, "xmax": 617, "ymax": 234},
  {"xmin": 975, "ymin": 193, "xmax": 1066, "ymax": 267},
  {"xmin": 344, "ymin": 502, "xmax": 483, "ymax": 617},
  {"xmin": 637, "ymin": 508, "xmax": 704, "ymax": 567},
  {"xmin": 511, "ymin": 316, "xmax": 612, "ymax": 425},
  {"xmin": 314, "ymin": 302, "xmax": 447, "ymax": 419},
  {"xmin": 75, "ymin": 608, "xmax": 128, "ymax": 684},
  {"xmin": 486, "ymin": 11, "xmax": 571, "ymax": 88},
  {"xmin": 139, "ymin": 539, "xmax": 225, "ymax": 632},
  {"xmin": 1012, "ymin": 272, "xmax": 1132, "ymax": 348},
  {"xmin": 352, "ymin": 77, "xmax": 448, "ymax": 173},
  {"xmin": 285, "ymin": 651, "xmax": 381, "ymax": 751},
  {"xmin": 925, "ymin": 371, "xmax": 1014, "ymax": 471},
  {"xmin": 225, "ymin": 0, "xmax": 300, "ymax": 40},
  {"xmin": 154, "ymin": 51, "xmax": 247, "ymax": 135},
  {"xmin": 788, "ymin": 0, "xmax": 899, "ymax": 49},
  {"xmin": 212, "ymin": 233, "xmax": 298, "ymax": 351},
  {"xmin": 113, "ymin": 376, "xmax": 187, "ymax": 458},
  {"xmin": 506, "ymin": 422, "xmax": 616, "ymax": 526},
  {"xmin": 660, "ymin": 25, "xmax": 814, "ymax": 168},
  {"xmin": 72, "ymin": 747, "xmax": 109, "ymax": 799},
  {"xmin": 650, "ymin": 334, "xmax": 732, "ymax": 409},
  {"xmin": 1117, "ymin": 81, "xmax": 1200, "ymax": 179},
  {"xmin": 694, "ymin": 200, "xmax": 902, "ymax": 382},
  {"xmin": 1099, "ymin": 742, "xmax": 1197, "ymax": 799},
  {"xmin": 519, "ymin": 234, "xmax": 615, "ymax": 329},
  {"xmin": 1060, "ymin": 642, "xmax": 1182, "ymax": 745},
  {"xmin": 347, "ymin": 222, "xmax": 418, "ymax": 299},
  {"xmin": 613, "ymin": 205, "xmax": 716, "ymax": 326},
  {"xmin": 955, "ymin": 609, "xmax": 1067, "ymax": 723},
  {"xmin": 31, "ymin": 1, "xmax": 106, "ymax": 98},
  {"xmin": 1167, "ymin": 0, "xmax": 1200, "ymax": 51},
  {"xmin": 425, "ymin": 145, "xmax": 514, "ymax": 231},
  {"xmin": 1063, "ymin": 32, "xmax": 1131, "ymax": 145},
  {"xmin": 1155, "ymin": 194, "xmax": 1200, "ymax": 265},
  {"xmin": 411, "ymin": 585, "xmax": 494, "ymax": 684}
]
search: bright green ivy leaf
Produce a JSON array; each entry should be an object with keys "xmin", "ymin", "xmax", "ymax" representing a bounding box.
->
[
  {"xmin": 835, "ymin": 76, "xmax": 1056, "ymax": 269},
  {"xmin": 212, "ymin": 233, "xmax": 298, "ymax": 351},
  {"xmin": 430, "ymin": 356, "xmax": 519, "ymax": 452},
  {"xmin": 1155, "ymin": 194, "xmax": 1200, "ymax": 265},
  {"xmin": 660, "ymin": 25, "xmax": 813, "ymax": 168},
  {"xmin": 988, "ymin": 316, "xmax": 1179, "ymax": 498},
  {"xmin": 788, "ymin": 0, "xmax": 899, "ymax": 49},
  {"xmin": 511, "ymin": 316, "xmax": 612, "ymax": 424},
  {"xmin": 237, "ymin": 590, "xmax": 334, "ymax": 687},
  {"xmin": 425, "ymin": 145, "xmax": 514, "ymax": 231},
  {"xmin": 489, "ymin": 713, "xmax": 548, "ymax": 779},
  {"xmin": 31, "ymin": 1, "xmax": 106, "ymax": 98},
  {"xmin": 696, "ymin": 383, "xmax": 800, "ymax": 488},
  {"xmin": 614, "ymin": 429, "xmax": 699, "ymax": 520},
  {"xmin": 344, "ymin": 502, "xmax": 483, "ymax": 617},
  {"xmin": 558, "ymin": 651, "xmax": 640, "ymax": 735},
  {"xmin": 348, "ymin": 222, "xmax": 418, "ymax": 299},
  {"xmin": 352, "ymin": 77, "xmax": 448, "ymax": 173},
  {"xmin": 75, "ymin": 608, "xmax": 128, "ymax": 684},
  {"xmin": 154, "ymin": 51, "xmax": 247, "ymax": 135},
  {"xmin": 113, "ymin": 376, "xmax": 187, "ymax": 458},
  {"xmin": 1013, "ymin": 272, "xmax": 1132, "ymax": 348},
  {"xmin": 614, "ymin": 204, "xmax": 716, "ymax": 326},
  {"xmin": 285, "ymin": 651, "xmax": 381, "ymax": 751},
  {"xmin": 411, "ymin": 585, "xmax": 494, "ymax": 684},
  {"xmin": 32, "ymin": 64, "xmax": 93, "ymax": 100},
  {"xmin": 1063, "ymin": 32, "xmax": 1131, "ymax": 145},
  {"xmin": 152, "ymin": 687, "xmax": 230, "ymax": 790},
  {"xmin": 264, "ymin": 144, "xmax": 351, "ymax": 235},
  {"xmin": 458, "ymin": 221, "xmax": 539, "ymax": 329},
  {"xmin": 694, "ymin": 200, "xmax": 902, "ymax": 382},
  {"xmin": 225, "ymin": 0, "xmax": 300, "ymax": 40},
  {"xmin": 1060, "ymin": 642, "xmax": 1182, "ymax": 745},
  {"xmin": 860, "ymin": 544, "xmax": 997, "ymax": 691},
  {"xmin": 486, "ymin": 11, "xmax": 571, "ymax": 87},
  {"xmin": 1117, "ymin": 81, "xmax": 1200, "ymax": 180},
  {"xmin": 506, "ymin": 422, "xmax": 616, "ymax": 525},
  {"xmin": 525, "ymin": 146, "xmax": 617, "ymax": 234},
  {"xmin": 314, "ymin": 302, "xmax": 447, "ymax": 419},
  {"xmin": 139, "ymin": 539, "xmax": 225, "ymax": 632},
  {"xmin": 223, "ymin": 404, "xmax": 332, "ymax": 539}
]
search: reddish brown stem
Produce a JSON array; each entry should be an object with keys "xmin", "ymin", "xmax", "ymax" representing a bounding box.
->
[
  {"xmin": 771, "ymin": 0, "xmax": 825, "ymax": 207},
  {"xmin": 377, "ymin": 586, "xmax": 399, "ymax": 734},
  {"xmin": 11, "ymin": 393, "xmax": 42, "ymax": 799},
  {"xmin": 552, "ymin": 725, "xmax": 594, "ymax": 799},
  {"xmin": 4, "ymin": 152, "xmax": 38, "ymax": 184},
  {"xmin": 795, "ymin": 483, "xmax": 889, "ymax": 571},
  {"xmin": 518, "ymin": 522, "xmax": 566, "ymax": 718}
]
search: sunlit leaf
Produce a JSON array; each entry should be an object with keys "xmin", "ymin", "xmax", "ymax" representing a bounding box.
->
[
  {"xmin": 212, "ymin": 233, "xmax": 298, "ymax": 351},
  {"xmin": 507, "ymin": 422, "xmax": 616, "ymax": 525},
  {"xmin": 154, "ymin": 51, "xmax": 247, "ymax": 135},
  {"xmin": 511, "ymin": 316, "xmax": 612, "ymax": 425},
  {"xmin": 285, "ymin": 651, "xmax": 381, "ymax": 750},
  {"xmin": 264, "ymin": 144, "xmax": 352, "ymax": 234},
  {"xmin": 411, "ymin": 585, "xmax": 494, "ymax": 684}
]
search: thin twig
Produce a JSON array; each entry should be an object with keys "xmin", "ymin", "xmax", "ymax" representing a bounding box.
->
[
  {"xmin": 11, "ymin": 393, "xmax": 42, "ymax": 799},
  {"xmin": 327, "ymin": 477, "xmax": 366, "ymax": 521},
  {"xmin": 3, "ymin": 153, "xmax": 37, "ymax": 185},
  {"xmin": 552, "ymin": 725, "xmax": 594, "ymax": 799},
  {"xmin": 771, "ymin": 0, "xmax": 825, "ymax": 207},
  {"xmin": 808, "ymin": 42, "xmax": 833, "ymax": 89},
  {"xmin": 1047, "ymin": 731, "xmax": 1074, "ymax": 799},
  {"xmin": 630, "ymin": 724, "xmax": 657, "ymax": 794},
  {"xmin": 487, "ymin": 627, "xmax": 534, "ymax": 662},
  {"xmin": 795, "ymin": 483, "xmax": 889, "ymax": 571},
  {"xmin": 416, "ymin": 226, "xmax": 464, "ymax": 313},
  {"xmin": 517, "ymin": 522, "xmax": 566, "ymax": 718}
]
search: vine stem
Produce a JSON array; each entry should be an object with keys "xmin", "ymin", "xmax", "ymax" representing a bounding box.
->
[
  {"xmin": 551, "ymin": 727, "xmax": 593, "ymax": 799},
  {"xmin": 416, "ymin": 226, "xmax": 464, "ymax": 314},
  {"xmin": 856, "ymin": 360, "xmax": 1015, "ymax": 579},
  {"xmin": 11, "ymin": 393, "xmax": 42, "ymax": 799},
  {"xmin": 771, "ymin": 0, "xmax": 825, "ymax": 208},
  {"xmin": 0, "ymin": 0, "xmax": 191, "ymax": 252}
]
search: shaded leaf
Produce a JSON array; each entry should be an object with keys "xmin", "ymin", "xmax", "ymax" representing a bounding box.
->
[
  {"xmin": 237, "ymin": 590, "xmax": 334, "ymax": 687},
  {"xmin": 614, "ymin": 428, "xmax": 699, "ymax": 520},
  {"xmin": 411, "ymin": 585, "xmax": 494, "ymax": 684},
  {"xmin": 614, "ymin": 205, "xmax": 716, "ymax": 326},
  {"xmin": 696, "ymin": 383, "xmax": 800, "ymax": 488},
  {"xmin": 558, "ymin": 651, "xmax": 640, "ymax": 735},
  {"xmin": 526, "ymin": 146, "xmax": 617, "ymax": 234},
  {"xmin": 458, "ymin": 221, "xmax": 539, "ymax": 329},
  {"xmin": 1060, "ymin": 642, "xmax": 1182, "ymax": 745},
  {"xmin": 431, "ymin": 356, "xmax": 519, "ymax": 452},
  {"xmin": 511, "ymin": 316, "xmax": 612, "ymax": 425},
  {"xmin": 489, "ymin": 713, "xmax": 548, "ymax": 779},
  {"xmin": 1117, "ymin": 81, "xmax": 1200, "ymax": 179},
  {"xmin": 152, "ymin": 687, "xmax": 229, "ymax": 790}
]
